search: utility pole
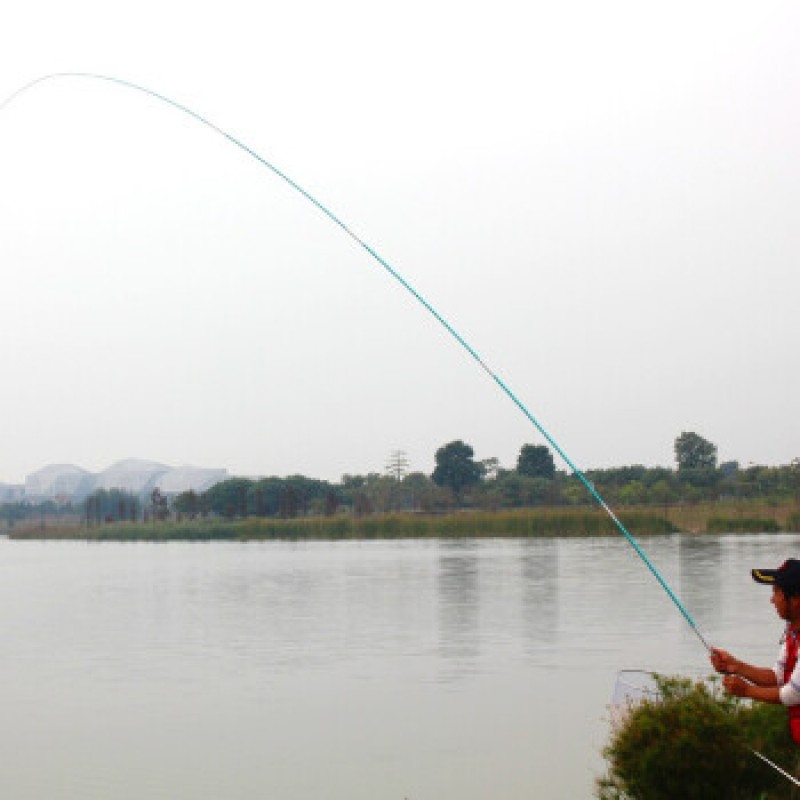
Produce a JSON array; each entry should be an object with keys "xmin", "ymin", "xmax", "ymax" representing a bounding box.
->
[{"xmin": 385, "ymin": 449, "xmax": 409, "ymax": 482}]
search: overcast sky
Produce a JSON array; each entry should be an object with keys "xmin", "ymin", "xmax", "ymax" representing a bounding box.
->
[{"xmin": 0, "ymin": 1, "xmax": 798, "ymax": 484}]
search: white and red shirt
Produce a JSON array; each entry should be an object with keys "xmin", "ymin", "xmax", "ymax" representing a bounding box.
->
[
  {"xmin": 773, "ymin": 626, "xmax": 800, "ymax": 744},
  {"xmin": 774, "ymin": 627, "xmax": 800, "ymax": 705}
]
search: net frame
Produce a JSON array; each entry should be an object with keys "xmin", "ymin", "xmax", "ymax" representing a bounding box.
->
[{"xmin": 610, "ymin": 670, "xmax": 662, "ymax": 728}]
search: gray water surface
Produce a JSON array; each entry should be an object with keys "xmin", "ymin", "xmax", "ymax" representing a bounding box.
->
[{"xmin": 0, "ymin": 533, "xmax": 795, "ymax": 798}]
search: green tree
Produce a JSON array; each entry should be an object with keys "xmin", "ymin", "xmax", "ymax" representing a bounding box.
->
[
  {"xmin": 400, "ymin": 472, "xmax": 445, "ymax": 512},
  {"xmin": 516, "ymin": 444, "xmax": 556, "ymax": 480},
  {"xmin": 173, "ymin": 490, "xmax": 200, "ymax": 517},
  {"xmin": 674, "ymin": 431, "xmax": 717, "ymax": 471},
  {"xmin": 431, "ymin": 440, "xmax": 485, "ymax": 497},
  {"xmin": 249, "ymin": 477, "xmax": 285, "ymax": 516},
  {"xmin": 618, "ymin": 480, "xmax": 646, "ymax": 506},
  {"xmin": 280, "ymin": 475, "xmax": 333, "ymax": 516},
  {"xmin": 83, "ymin": 488, "xmax": 139, "ymax": 524},
  {"xmin": 648, "ymin": 479, "xmax": 675, "ymax": 506},
  {"xmin": 792, "ymin": 458, "xmax": 800, "ymax": 502},
  {"xmin": 150, "ymin": 487, "xmax": 169, "ymax": 521},
  {"xmin": 323, "ymin": 490, "xmax": 338, "ymax": 516},
  {"xmin": 494, "ymin": 473, "xmax": 554, "ymax": 507},
  {"xmin": 278, "ymin": 485, "xmax": 300, "ymax": 518},
  {"xmin": 204, "ymin": 478, "xmax": 254, "ymax": 518}
]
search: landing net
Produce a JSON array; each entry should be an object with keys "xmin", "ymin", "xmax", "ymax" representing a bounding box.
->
[{"xmin": 610, "ymin": 670, "xmax": 661, "ymax": 728}]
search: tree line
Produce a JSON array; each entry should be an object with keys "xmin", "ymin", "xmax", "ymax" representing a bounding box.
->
[
  {"xmin": 171, "ymin": 432, "xmax": 799, "ymax": 518},
  {"xmin": 2, "ymin": 431, "xmax": 798, "ymax": 527}
]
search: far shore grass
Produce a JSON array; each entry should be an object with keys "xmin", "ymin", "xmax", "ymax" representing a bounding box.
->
[{"xmin": 7, "ymin": 501, "xmax": 800, "ymax": 541}]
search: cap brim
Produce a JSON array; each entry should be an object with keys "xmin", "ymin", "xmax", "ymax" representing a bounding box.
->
[{"xmin": 752, "ymin": 568, "xmax": 778, "ymax": 584}]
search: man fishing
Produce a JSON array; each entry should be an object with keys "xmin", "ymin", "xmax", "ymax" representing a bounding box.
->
[{"xmin": 710, "ymin": 559, "xmax": 800, "ymax": 744}]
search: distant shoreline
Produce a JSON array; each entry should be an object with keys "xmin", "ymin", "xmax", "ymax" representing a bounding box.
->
[{"xmin": 7, "ymin": 501, "xmax": 800, "ymax": 541}]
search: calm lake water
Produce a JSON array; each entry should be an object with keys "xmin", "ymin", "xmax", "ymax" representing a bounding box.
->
[{"xmin": 0, "ymin": 533, "xmax": 797, "ymax": 799}]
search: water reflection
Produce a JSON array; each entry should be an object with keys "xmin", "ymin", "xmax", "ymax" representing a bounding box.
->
[
  {"xmin": 437, "ymin": 540, "xmax": 480, "ymax": 668},
  {"xmin": 678, "ymin": 534, "xmax": 723, "ymax": 635},
  {"xmin": 3, "ymin": 536, "xmax": 799, "ymax": 800},
  {"xmin": 520, "ymin": 539, "xmax": 559, "ymax": 655}
]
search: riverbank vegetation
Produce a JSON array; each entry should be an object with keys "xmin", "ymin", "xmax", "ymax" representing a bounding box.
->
[
  {"xmin": 8, "ymin": 502, "xmax": 800, "ymax": 541},
  {"xmin": 3, "ymin": 431, "xmax": 799, "ymax": 539},
  {"xmin": 598, "ymin": 674, "xmax": 800, "ymax": 799},
  {"xmin": 9, "ymin": 508, "xmax": 679, "ymax": 541}
]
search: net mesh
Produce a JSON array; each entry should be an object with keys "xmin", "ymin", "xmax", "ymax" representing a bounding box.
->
[{"xmin": 610, "ymin": 670, "xmax": 661, "ymax": 727}]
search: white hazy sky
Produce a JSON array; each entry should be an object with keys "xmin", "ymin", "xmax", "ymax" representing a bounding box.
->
[{"xmin": 0, "ymin": 1, "xmax": 798, "ymax": 484}]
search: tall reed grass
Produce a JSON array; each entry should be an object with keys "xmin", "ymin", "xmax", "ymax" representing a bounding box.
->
[
  {"xmin": 706, "ymin": 516, "xmax": 781, "ymax": 533},
  {"xmin": 10, "ymin": 508, "xmax": 677, "ymax": 541}
]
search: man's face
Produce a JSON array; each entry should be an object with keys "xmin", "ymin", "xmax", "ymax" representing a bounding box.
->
[
  {"xmin": 772, "ymin": 585, "xmax": 800, "ymax": 622},
  {"xmin": 772, "ymin": 585, "xmax": 789, "ymax": 620}
]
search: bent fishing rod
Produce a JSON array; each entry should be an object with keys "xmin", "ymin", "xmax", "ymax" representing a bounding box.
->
[{"xmin": 0, "ymin": 72, "xmax": 711, "ymax": 652}]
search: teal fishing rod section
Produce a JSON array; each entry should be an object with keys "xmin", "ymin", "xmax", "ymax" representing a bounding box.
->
[{"xmin": 0, "ymin": 72, "xmax": 710, "ymax": 653}]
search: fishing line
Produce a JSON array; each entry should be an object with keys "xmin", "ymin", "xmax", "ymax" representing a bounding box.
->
[
  {"xmin": 1, "ymin": 72, "xmax": 708, "ymax": 650},
  {"xmin": 752, "ymin": 749, "xmax": 800, "ymax": 788},
  {"xmin": 6, "ymin": 70, "xmax": 799, "ymax": 791}
]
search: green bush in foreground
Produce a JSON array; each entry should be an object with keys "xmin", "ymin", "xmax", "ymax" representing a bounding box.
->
[{"xmin": 597, "ymin": 675, "xmax": 800, "ymax": 799}]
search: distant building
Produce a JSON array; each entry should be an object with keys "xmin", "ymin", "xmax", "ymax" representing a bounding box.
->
[
  {"xmin": 156, "ymin": 465, "xmax": 228, "ymax": 495},
  {"xmin": 22, "ymin": 459, "xmax": 228, "ymax": 502},
  {"xmin": 25, "ymin": 464, "xmax": 93, "ymax": 501},
  {"xmin": 92, "ymin": 459, "xmax": 171, "ymax": 496},
  {"xmin": 0, "ymin": 483, "xmax": 25, "ymax": 503}
]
